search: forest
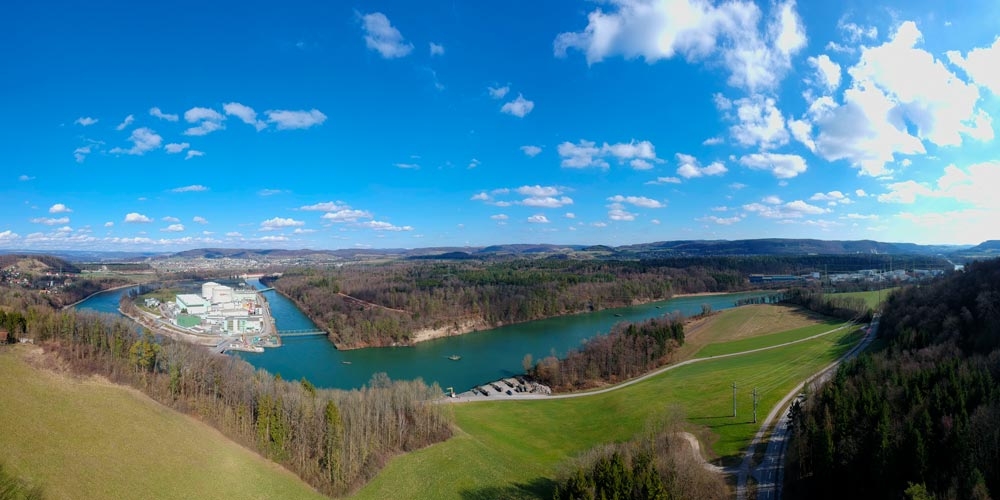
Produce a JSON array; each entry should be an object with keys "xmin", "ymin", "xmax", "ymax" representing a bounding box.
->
[
  {"xmin": 786, "ymin": 259, "xmax": 1000, "ymax": 499},
  {"xmin": 0, "ymin": 286, "xmax": 453, "ymax": 497},
  {"xmin": 529, "ymin": 313, "xmax": 686, "ymax": 391}
]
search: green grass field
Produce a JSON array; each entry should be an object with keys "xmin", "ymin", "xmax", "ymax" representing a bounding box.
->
[
  {"xmin": 353, "ymin": 316, "xmax": 862, "ymax": 500},
  {"xmin": 0, "ymin": 346, "xmax": 326, "ymax": 500},
  {"xmin": 693, "ymin": 320, "xmax": 843, "ymax": 358}
]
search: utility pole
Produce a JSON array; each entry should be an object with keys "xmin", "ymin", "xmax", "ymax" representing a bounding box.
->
[
  {"xmin": 732, "ymin": 382, "xmax": 737, "ymax": 417},
  {"xmin": 752, "ymin": 387, "xmax": 759, "ymax": 424}
]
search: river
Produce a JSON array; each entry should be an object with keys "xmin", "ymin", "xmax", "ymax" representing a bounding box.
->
[{"xmin": 75, "ymin": 282, "xmax": 773, "ymax": 392}]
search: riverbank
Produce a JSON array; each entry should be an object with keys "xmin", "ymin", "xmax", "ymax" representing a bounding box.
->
[
  {"xmin": 333, "ymin": 290, "xmax": 771, "ymax": 350},
  {"xmin": 60, "ymin": 283, "xmax": 137, "ymax": 311}
]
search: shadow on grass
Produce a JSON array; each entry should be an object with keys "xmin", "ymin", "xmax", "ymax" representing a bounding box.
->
[
  {"xmin": 835, "ymin": 330, "xmax": 863, "ymax": 346},
  {"xmin": 459, "ymin": 477, "xmax": 556, "ymax": 500}
]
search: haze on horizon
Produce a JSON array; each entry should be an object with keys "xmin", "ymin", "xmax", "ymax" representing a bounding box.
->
[{"xmin": 3, "ymin": 0, "xmax": 999, "ymax": 252}]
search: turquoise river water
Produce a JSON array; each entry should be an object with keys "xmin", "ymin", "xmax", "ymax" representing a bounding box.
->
[{"xmin": 75, "ymin": 281, "xmax": 771, "ymax": 391}]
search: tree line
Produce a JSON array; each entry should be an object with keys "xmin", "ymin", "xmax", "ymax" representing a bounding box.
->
[
  {"xmin": 528, "ymin": 313, "xmax": 685, "ymax": 391},
  {"xmin": 0, "ymin": 286, "xmax": 453, "ymax": 497},
  {"xmin": 781, "ymin": 287, "xmax": 872, "ymax": 322},
  {"xmin": 786, "ymin": 260, "xmax": 1000, "ymax": 499}
]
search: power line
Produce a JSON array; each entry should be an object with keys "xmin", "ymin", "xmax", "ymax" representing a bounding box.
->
[{"xmin": 732, "ymin": 381, "xmax": 737, "ymax": 418}]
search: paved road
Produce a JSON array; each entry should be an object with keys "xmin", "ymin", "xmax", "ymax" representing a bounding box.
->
[{"xmin": 737, "ymin": 315, "xmax": 878, "ymax": 500}]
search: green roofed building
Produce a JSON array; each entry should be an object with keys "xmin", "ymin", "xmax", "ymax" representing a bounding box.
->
[{"xmin": 176, "ymin": 314, "xmax": 202, "ymax": 329}]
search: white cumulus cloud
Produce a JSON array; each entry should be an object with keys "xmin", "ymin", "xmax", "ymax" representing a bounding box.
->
[
  {"xmin": 607, "ymin": 195, "xmax": 665, "ymax": 208},
  {"xmin": 260, "ymin": 217, "xmax": 305, "ymax": 230},
  {"xmin": 265, "ymin": 109, "xmax": 327, "ymax": 130},
  {"xmin": 500, "ymin": 94, "xmax": 535, "ymax": 117},
  {"xmin": 110, "ymin": 127, "xmax": 162, "ymax": 155},
  {"xmin": 361, "ymin": 12, "xmax": 413, "ymax": 59},
  {"xmin": 183, "ymin": 107, "xmax": 225, "ymax": 136},
  {"xmin": 164, "ymin": 142, "xmax": 190, "ymax": 154},
  {"xmin": 553, "ymin": 0, "xmax": 807, "ymax": 92},
  {"xmin": 124, "ymin": 213, "xmax": 152, "ymax": 223},
  {"xmin": 738, "ymin": 153, "xmax": 807, "ymax": 178}
]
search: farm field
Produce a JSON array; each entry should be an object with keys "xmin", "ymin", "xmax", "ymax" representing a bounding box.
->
[
  {"xmin": 678, "ymin": 303, "xmax": 835, "ymax": 359},
  {"xmin": 0, "ymin": 346, "xmax": 326, "ymax": 500},
  {"xmin": 353, "ymin": 306, "xmax": 862, "ymax": 500}
]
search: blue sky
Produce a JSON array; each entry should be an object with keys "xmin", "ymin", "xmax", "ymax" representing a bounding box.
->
[{"xmin": 2, "ymin": 0, "xmax": 999, "ymax": 251}]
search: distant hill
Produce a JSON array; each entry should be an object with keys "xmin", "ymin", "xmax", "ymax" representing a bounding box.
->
[
  {"xmin": 0, "ymin": 254, "xmax": 80, "ymax": 274},
  {"xmin": 613, "ymin": 238, "xmax": 967, "ymax": 258},
  {"xmin": 61, "ymin": 238, "xmax": 979, "ymax": 265},
  {"xmin": 963, "ymin": 240, "xmax": 1000, "ymax": 253}
]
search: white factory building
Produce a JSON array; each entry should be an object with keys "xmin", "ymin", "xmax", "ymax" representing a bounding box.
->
[
  {"xmin": 176, "ymin": 294, "xmax": 209, "ymax": 315},
  {"xmin": 173, "ymin": 282, "xmax": 265, "ymax": 335}
]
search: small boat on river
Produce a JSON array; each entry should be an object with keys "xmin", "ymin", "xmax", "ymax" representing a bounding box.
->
[{"xmin": 447, "ymin": 354, "xmax": 461, "ymax": 361}]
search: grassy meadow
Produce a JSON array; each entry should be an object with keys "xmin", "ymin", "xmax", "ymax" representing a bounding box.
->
[
  {"xmin": 353, "ymin": 305, "xmax": 862, "ymax": 500},
  {"xmin": 0, "ymin": 346, "xmax": 326, "ymax": 500}
]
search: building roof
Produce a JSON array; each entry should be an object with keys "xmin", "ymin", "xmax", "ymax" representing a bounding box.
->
[{"xmin": 176, "ymin": 293, "xmax": 208, "ymax": 306}]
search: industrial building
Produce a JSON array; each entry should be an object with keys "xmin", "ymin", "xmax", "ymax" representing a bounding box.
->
[
  {"xmin": 174, "ymin": 282, "xmax": 266, "ymax": 335},
  {"xmin": 175, "ymin": 294, "xmax": 209, "ymax": 315}
]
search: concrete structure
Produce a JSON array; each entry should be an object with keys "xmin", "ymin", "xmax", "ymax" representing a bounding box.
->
[
  {"xmin": 211, "ymin": 285, "xmax": 234, "ymax": 305},
  {"xmin": 202, "ymin": 282, "xmax": 222, "ymax": 300},
  {"xmin": 176, "ymin": 293, "xmax": 209, "ymax": 315},
  {"xmin": 223, "ymin": 316, "xmax": 263, "ymax": 334}
]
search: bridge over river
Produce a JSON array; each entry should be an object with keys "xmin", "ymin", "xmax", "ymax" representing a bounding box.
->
[{"xmin": 277, "ymin": 329, "xmax": 327, "ymax": 338}]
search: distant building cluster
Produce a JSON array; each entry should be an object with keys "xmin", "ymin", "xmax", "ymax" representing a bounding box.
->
[
  {"xmin": 749, "ymin": 268, "xmax": 945, "ymax": 285},
  {"xmin": 166, "ymin": 282, "xmax": 264, "ymax": 335},
  {"xmin": 0, "ymin": 266, "xmax": 32, "ymax": 287}
]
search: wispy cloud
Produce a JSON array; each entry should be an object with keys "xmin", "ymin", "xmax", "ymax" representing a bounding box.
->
[
  {"xmin": 520, "ymin": 145, "xmax": 542, "ymax": 157},
  {"xmin": 115, "ymin": 114, "xmax": 135, "ymax": 131},
  {"xmin": 170, "ymin": 185, "xmax": 208, "ymax": 193},
  {"xmin": 488, "ymin": 85, "xmax": 510, "ymax": 99},
  {"xmin": 149, "ymin": 107, "xmax": 179, "ymax": 121},
  {"xmin": 223, "ymin": 102, "xmax": 267, "ymax": 131},
  {"xmin": 75, "ymin": 116, "xmax": 98, "ymax": 126}
]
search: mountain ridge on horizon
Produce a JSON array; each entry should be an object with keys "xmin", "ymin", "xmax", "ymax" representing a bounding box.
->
[{"xmin": 2, "ymin": 238, "xmax": 984, "ymax": 262}]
